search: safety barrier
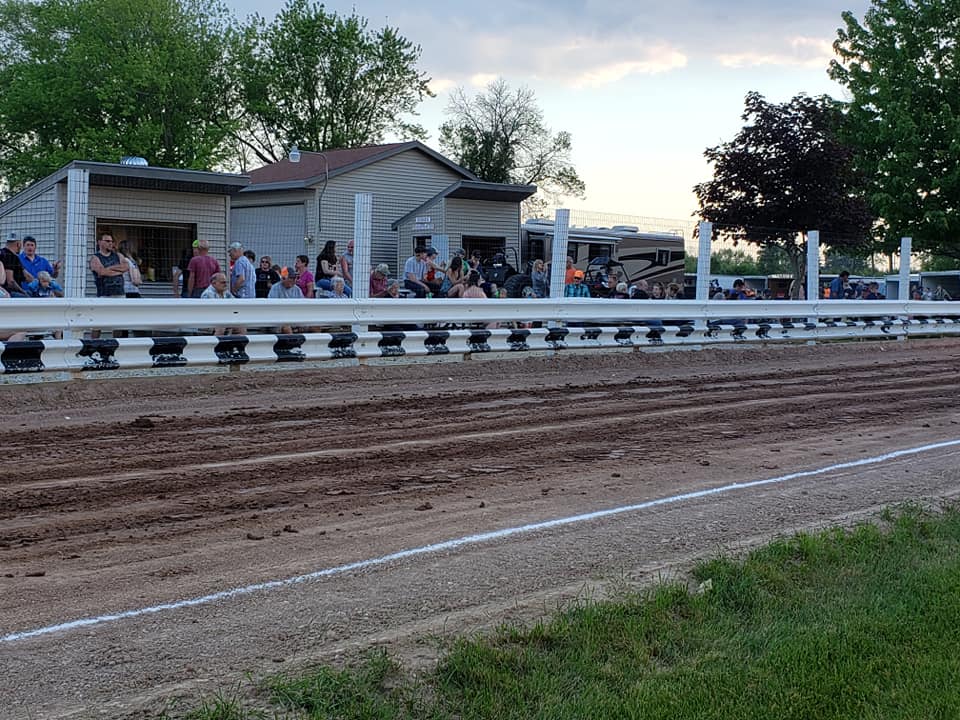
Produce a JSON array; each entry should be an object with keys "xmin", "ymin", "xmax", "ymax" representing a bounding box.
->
[{"xmin": 2, "ymin": 298, "xmax": 959, "ymax": 379}]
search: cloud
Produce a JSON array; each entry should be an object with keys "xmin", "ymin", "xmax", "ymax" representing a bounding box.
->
[
  {"xmin": 469, "ymin": 73, "xmax": 499, "ymax": 88},
  {"xmin": 716, "ymin": 36, "xmax": 836, "ymax": 69},
  {"xmin": 428, "ymin": 77, "xmax": 457, "ymax": 94}
]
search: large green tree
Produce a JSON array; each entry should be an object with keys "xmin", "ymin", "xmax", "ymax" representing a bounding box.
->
[
  {"xmin": 830, "ymin": 0, "xmax": 960, "ymax": 262},
  {"xmin": 0, "ymin": 0, "xmax": 238, "ymax": 193},
  {"xmin": 234, "ymin": 0, "xmax": 431, "ymax": 164},
  {"xmin": 693, "ymin": 92, "xmax": 874, "ymax": 295},
  {"xmin": 439, "ymin": 78, "xmax": 585, "ymax": 213}
]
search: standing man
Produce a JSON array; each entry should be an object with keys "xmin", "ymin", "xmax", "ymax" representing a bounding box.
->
[
  {"xmin": 19, "ymin": 236, "xmax": 60, "ymax": 280},
  {"xmin": 403, "ymin": 246, "xmax": 430, "ymax": 298},
  {"xmin": 829, "ymin": 270, "xmax": 851, "ymax": 299},
  {"xmin": 228, "ymin": 242, "xmax": 255, "ymax": 299},
  {"xmin": 0, "ymin": 234, "xmax": 32, "ymax": 296},
  {"xmin": 89, "ymin": 233, "xmax": 128, "ymax": 298},
  {"xmin": 186, "ymin": 239, "xmax": 221, "ymax": 298}
]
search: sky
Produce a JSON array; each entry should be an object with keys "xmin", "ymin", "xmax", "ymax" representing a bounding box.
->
[{"xmin": 224, "ymin": 0, "xmax": 873, "ymax": 231}]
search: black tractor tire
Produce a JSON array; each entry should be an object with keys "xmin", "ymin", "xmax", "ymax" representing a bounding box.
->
[{"xmin": 504, "ymin": 273, "xmax": 532, "ymax": 298}]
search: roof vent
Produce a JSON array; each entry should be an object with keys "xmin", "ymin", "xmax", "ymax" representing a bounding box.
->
[{"xmin": 120, "ymin": 156, "xmax": 149, "ymax": 166}]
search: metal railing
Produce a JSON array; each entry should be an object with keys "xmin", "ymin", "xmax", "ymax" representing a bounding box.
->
[{"xmin": 1, "ymin": 298, "xmax": 958, "ymax": 379}]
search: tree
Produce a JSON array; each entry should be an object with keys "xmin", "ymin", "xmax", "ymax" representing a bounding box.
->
[
  {"xmin": 0, "ymin": 0, "xmax": 239, "ymax": 193},
  {"xmin": 693, "ymin": 92, "xmax": 874, "ymax": 296},
  {"xmin": 830, "ymin": 0, "xmax": 960, "ymax": 262},
  {"xmin": 234, "ymin": 0, "xmax": 432, "ymax": 165},
  {"xmin": 439, "ymin": 79, "xmax": 585, "ymax": 213}
]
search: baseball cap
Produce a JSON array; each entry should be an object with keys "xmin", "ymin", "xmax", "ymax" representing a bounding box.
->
[
  {"xmin": 228, "ymin": 241, "xmax": 243, "ymax": 250},
  {"xmin": 573, "ymin": 270, "xmax": 585, "ymax": 279},
  {"xmin": 453, "ymin": 248, "xmax": 466, "ymax": 256},
  {"xmin": 280, "ymin": 266, "xmax": 299, "ymax": 279}
]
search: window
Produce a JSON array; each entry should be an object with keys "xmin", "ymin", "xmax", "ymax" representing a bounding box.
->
[
  {"xmin": 96, "ymin": 219, "xmax": 197, "ymax": 282},
  {"xmin": 461, "ymin": 236, "xmax": 506, "ymax": 263}
]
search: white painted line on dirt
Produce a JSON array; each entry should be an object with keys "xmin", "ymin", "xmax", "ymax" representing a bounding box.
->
[{"xmin": 4, "ymin": 437, "xmax": 960, "ymax": 645}]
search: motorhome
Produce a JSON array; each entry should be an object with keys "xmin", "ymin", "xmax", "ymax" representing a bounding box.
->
[{"xmin": 520, "ymin": 219, "xmax": 685, "ymax": 287}]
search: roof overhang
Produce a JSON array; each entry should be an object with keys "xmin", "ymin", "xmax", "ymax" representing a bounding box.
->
[
  {"xmin": 0, "ymin": 161, "xmax": 249, "ymax": 219},
  {"xmin": 391, "ymin": 180, "xmax": 537, "ymax": 230},
  {"xmin": 76, "ymin": 161, "xmax": 249, "ymax": 195}
]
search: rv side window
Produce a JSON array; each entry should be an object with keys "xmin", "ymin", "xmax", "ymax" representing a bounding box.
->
[{"xmin": 656, "ymin": 249, "xmax": 671, "ymax": 266}]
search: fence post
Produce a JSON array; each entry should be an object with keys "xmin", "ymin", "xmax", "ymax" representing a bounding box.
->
[
  {"xmin": 806, "ymin": 230, "xmax": 820, "ymax": 302},
  {"xmin": 352, "ymin": 193, "xmax": 372, "ymax": 301},
  {"xmin": 549, "ymin": 209, "xmax": 570, "ymax": 299},
  {"xmin": 695, "ymin": 221, "xmax": 712, "ymax": 301},
  {"xmin": 898, "ymin": 237, "xmax": 912, "ymax": 301},
  {"xmin": 64, "ymin": 168, "xmax": 89, "ymax": 300}
]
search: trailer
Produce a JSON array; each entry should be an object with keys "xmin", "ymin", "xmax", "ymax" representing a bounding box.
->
[{"xmin": 520, "ymin": 219, "xmax": 685, "ymax": 288}]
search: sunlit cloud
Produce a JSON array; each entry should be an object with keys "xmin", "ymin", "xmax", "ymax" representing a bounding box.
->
[
  {"xmin": 570, "ymin": 48, "xmax": 688, "ymax": 87},
  {"xmin": 428, "ymin": 77, "xmax": 457, "ymax": 93},
  {"xmin": 716, "ymin": 36, "xmax": 835, "ymax": 69},
  {"xmin": 469, "ymin": 72, "xmax": 499, "ymax": 87}
]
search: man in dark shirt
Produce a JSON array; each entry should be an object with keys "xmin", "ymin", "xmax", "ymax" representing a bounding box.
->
[{"xmin": 0, "ymin": 234, "xmax": 32, "ymax": 296}]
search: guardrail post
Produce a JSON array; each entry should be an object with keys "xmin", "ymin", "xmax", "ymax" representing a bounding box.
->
[
  {"xmin": 549, "ymin": 209, "xmax": 570, "ymax": 301},
  {"xmin": 695, "ymin": 221, "xmax": 712, "ymax": 302},
  {"xmin": 898, "ymin": 237, "xmax": 912, "ymax": 301}
]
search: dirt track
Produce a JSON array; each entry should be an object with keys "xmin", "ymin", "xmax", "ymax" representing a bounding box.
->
[{"xmin": 2, "ymin": 339, "xmax": 960, "ymax": 719}]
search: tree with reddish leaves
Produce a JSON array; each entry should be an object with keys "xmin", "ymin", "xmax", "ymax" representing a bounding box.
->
[{"xmin": 694, "ymin": 92, "xmax": 874, "ymax": 296}]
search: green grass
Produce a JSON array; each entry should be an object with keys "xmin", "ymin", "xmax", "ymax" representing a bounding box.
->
[{"xmin": 166, "ymin": 504, "xmax": 960, "ymax": 719}]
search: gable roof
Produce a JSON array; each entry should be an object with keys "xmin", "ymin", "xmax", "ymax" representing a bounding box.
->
[
  {"xmin": 391, "ymin": 180, "xmax": 538, "ymax": 230},
  {"xmin": 245, "ymin": 140, "xmax": 478, "ymax": 191}
]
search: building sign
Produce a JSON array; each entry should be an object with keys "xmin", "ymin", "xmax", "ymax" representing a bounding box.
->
[{"xmin": 413, "ymin": 215, "xmax": 433, "ymax": 232}]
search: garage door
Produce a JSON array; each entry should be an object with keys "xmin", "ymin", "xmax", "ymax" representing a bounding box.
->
[{"xmin": 231, "ymin": 204, "xmax": 306, "ymax": 267}]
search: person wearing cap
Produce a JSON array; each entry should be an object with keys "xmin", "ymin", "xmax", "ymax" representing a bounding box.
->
[
  {"xmin": 0, "ymin": 233, "xmax": 32, "ymax": 296},
  {"xmin": 186, "ymin": 239, "xmax": 221, "ymax": 298},
  {"xmin": 267, "ymin": 266, "xmax": 304, "ymax": 299},
  {"xmin": 729, "ymin": 278, "xmax": 750, "ymax": 300},
  {"xmin": 564, "ymin": 269, "xmax": 590, "ymax": 297},
  {"xmin": 403, "ymin": 246, "xmax": 430, "ymax": 298},
  {"xmin": 369, "ymin": 263, "xmax": 391, "ymax": 298},
  {"xmin": 228, "ymin": 242, "xmax": 256, "ymax": 300},
  {"xmin": 422, "ymin": 247, "xmax": 445, "ymax": 296},
  {"xmin": 267, "ymin": 267, "xmax": 304, "ymax": 333},
  {"xmin": 19, "ymin": 236, "xmax": 60, "ymax": 280}
]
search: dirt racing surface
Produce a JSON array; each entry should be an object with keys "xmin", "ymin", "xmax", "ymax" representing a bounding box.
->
[{"xmin": 3, "ymin": 339, "xmax": 960, "ymax": 719}]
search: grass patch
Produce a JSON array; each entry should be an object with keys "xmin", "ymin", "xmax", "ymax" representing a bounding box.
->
[{"xmin": 164, "ymin": 504, "xmax": 960, "ymax": 719}]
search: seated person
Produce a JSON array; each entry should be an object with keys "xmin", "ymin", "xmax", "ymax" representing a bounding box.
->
[
  {"xmin": 267, "ymin": 267, "xmax": 304, "ymax": 334},
  {"xmin": 319, "ymin": 276, "xmax": 349, "ymax": 299},
  {"xmin": 267, "ymin": 267, "xmax": 305, "ymax": 299},
  {"xmin": 24, "ymin": 271, "xmax": 64, "ymax": 297},
  {"xmin": 369, "ymin": 263, "xmax": 391, "ymax": 297}
]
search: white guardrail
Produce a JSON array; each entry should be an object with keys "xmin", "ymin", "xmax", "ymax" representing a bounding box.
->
[{"xmin": 1, "ymin": 298, "xmax": 958, "ymax": 378}]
